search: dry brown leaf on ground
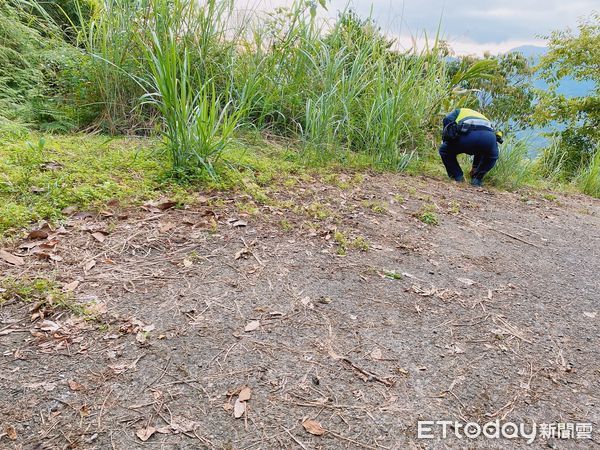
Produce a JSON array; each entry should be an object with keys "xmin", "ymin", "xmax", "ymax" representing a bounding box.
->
[
  {"xmin": 79, "ymin": 404, "xmax": 90, "ymax": 417},
  {"xmin": 238, "ymin": 386, "xmax": 252, "ymax": 401},
  {"xmin": 370, "ymin": 348, "xmax": 383, "ymax": 360},
  {"xmin": 235, "ymin": 247, "xmax": 251, "ymax": 260},
  {"xmin": 159, "ymin": 222, "xmax": 176, "ymax": 233},
  {"xmin": 109, "ymin": 358, "xmax": 140, "ymax": 375},
  {"xmin": 91, "ymin": 232, "xmax": 106, "ymax": 243},
  {"xmin": 183, "ymin": 258, "xmax": 193, "ymax": 268},
  {"xmin": 136, "ymin": 426, "xmax": 156, "ymax": 442},
  {"xmin": 170, "ymin": 416, "xmax": 200, "ymax": 433},
  {"xmin": 302, "ymin": 419, "xmax": 326, "ymax": 436},
  {"xmin": 39, "ymin": 320, "xmax": 60, "ymax": 332},
  {"xmin": 63, "ymin": 280, "xmax": 80, "ymax": 292},
  {"xmin": 84, "ymin": 260, "xmax": 96, "ymax": 272},
  {"xmin": 457, "ymin": 277, "xmax": 475, "ymax": 286},
  {"xmin": 28, "ymin": 229, "xmax": 49, "ymax": 240},
  {"xmin": 4, "ymin": 425, "xmax": 17, "ymax": 440},
  {"xmin": 233, "ymin": 398, "xmax": 246, "ymax": 418},
  {"xmin": 0, "ymin": 250, "xmax": 24, "ymax": 266},
  {"xmin": 67, "ymin": 380, "xmax": 85, "ymax": 391},
  {"xmin": 244, "ymin": 320, "xmax": 260, "ymax": 332},
  {"xmin": 157, "ymin": 200, "xmax": 177, "ymax": 211}
]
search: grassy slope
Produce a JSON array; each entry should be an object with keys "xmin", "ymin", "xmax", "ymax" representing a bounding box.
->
[
  {"xmin": 0, "ymin": 133, "xmax": 327, "ymax": 237},
  {"xmin": 0, "ymin": 135, "xmax": 167, "ymax": 234},
  {"xmin": 0, "ymin": 133, "xmax": 591, "ymax": 239}
]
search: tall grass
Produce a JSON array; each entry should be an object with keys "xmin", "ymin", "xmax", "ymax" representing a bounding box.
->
[
  {"xmin": 74, "ymin": 0, "xmax": 452, "ymax": 174},
  {"xmin": 575, "ymin": 146, "xmax": 600, "ymax": 198},
  {"xmin": 486, "ymin": 137, "xmax": 534, "ymax": 190}
]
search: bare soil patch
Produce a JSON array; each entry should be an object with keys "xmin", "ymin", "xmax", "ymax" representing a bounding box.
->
[{"xmin": 1, "ymin": 173, "xmax": 599, "ymax": 449}]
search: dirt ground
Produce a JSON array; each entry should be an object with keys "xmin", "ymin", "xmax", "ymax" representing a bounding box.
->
[{"xmin": 1, "ymin": 172, "xmax": 599, "ymax": 449}]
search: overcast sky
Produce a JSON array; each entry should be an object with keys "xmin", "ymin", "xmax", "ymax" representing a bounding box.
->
[{"xmin": 248, "ymin": 0, "xmax": 597, "ymax": 55}]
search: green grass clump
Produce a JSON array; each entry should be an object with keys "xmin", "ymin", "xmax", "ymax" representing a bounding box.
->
[
  {"xmin": 0, "ymin": 134, "xmax": 168, "ymax": 234},
  {"xmin": 576, "ymin": 147, "xmax": 600, "ymax": 198},
  {"xmin": 416, "ymin": 203, "xmax": 439, "ymax": 226},
  {"xmin": 0, "ymin": 276, "xmax": 79, "ymax": 313},
  {"xmin": 486, "ymin": 137, "xmax": 534, "ymax": 190},
  {"xmin": 383, "ymin": 270, "xmax": 402, "ymax": 280}
]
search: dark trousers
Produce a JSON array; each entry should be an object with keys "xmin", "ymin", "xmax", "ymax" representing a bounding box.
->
[{"xmin": 439, "ymin": 130, "xmax": 499, "ymax": 181}]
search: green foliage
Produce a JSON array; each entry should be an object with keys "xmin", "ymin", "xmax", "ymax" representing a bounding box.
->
[
  {"xmin": 74, "ymin": 1, "xmax": 450, "ymax": 172},
  {"xmin": 0, "ymin": 0, "xmax": 83, "ymax": 132},
  {"xmin": 486, "ymin": 137, "xmax": 534, "ymax": 190},
  {"xmin": 445, "ymin": 53, "xmax": 536, "ymax": 131},
  {"xmin": 535, "ymin": 12, "xmax": 600, "ymax": 163},
  {"xmin": 416, "ymin": 204, "xmax": 439, "ymax": 226},
  {"xmin": 141, "ymin": 4, "xmax": 242, "ymax": 176},
  {"xmin": 0, "ymin": 134, "xmax": 168, "ymax": 234},
  {"xmin": 575, "ymin": 146, "xmax": 600, "ymax": 198}
]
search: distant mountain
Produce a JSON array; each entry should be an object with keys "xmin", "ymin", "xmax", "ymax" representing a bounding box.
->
[
  {"xmin": 507, "ymin": 45, "xmax": 595, "ymax": 98},
  {"xmin": 508, "ymin": 45, "xmax": 548, "ymax": 61}
]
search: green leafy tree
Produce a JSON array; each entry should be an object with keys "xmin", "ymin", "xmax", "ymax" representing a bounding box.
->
[
  {"xmin": 446, "ymin": 52, "xmax": 536, "ymax": 131},
  {"xmin": 535, "ymin": 12, "xmax": 599, "ymax": 171}
]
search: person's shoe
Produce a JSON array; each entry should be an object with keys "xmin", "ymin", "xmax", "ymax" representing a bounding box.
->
[
  {"xmin": 454, "ymin": 176, "xmax": 465, "ymax": 183},
  {"xmin": 470, "ymin": 178, "xmax": 483, "ymax": 187}
]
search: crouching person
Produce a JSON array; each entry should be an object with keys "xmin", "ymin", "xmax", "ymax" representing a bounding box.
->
[{"xmin": 439, "ymin": 108, "xmax": 503, "ymax": 187}]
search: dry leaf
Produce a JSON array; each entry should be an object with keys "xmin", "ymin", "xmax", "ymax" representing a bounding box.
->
[
  {"xmin": 157, "ymin": 201, "xmax": 177, "ymax": 211},
  {"xmin": 457, "ymin": 277, "xmax": 475, "ymax": 286},
  {"xmin": 5, "ymin": 425, "xmax": 17, "ymax": 440},
  {"xmin": 79, "ymin": 404, "xmax": 90, "ymax": 417},
  {"xmin": 136, "ymin": 426, "xmax": 156, "ymax": 442},
  {"xmin": 39, "ymin": 320, "xmax": 60, "ymax": 332},
  {"xmin": 68, "ymin": 380, "xmax": 85, "ymax": 391},
  {"xmin": 28, "ymin": 230, "xmax": 49, "ymax": 240},
  {"xmin": 159, "ymin": 222, "xmax": 176, "ymax": 233},
  {"xmin": 170, "ymin": 416, "xmax": 199, "ymax": 433},
  {"xmin": 40, "ymin": 161, "xmax": 63, "ymax": 171},
  {"xmin": 63, "ymin": 280, "xmax": 80, "ymax": 292},
  {"xmin": 136, "ymin": 332, "xmax": 148, "ymax": 344},
  {"xmin": 583, "ymin": 311, "xmax": 597, "ymax": 318},
  {"xmin": 235, "ymin": 248, "xmax": 250, "ymax": 260},
  {"xmin": 109, "ymin": 359, "xmax": 138, "ymax": 374},
  {"xmin": 370, "ymin": 348, "xmax": 383, "ymax": 360},
  {"xmin": 156, "ymin": 426, "xmax": 172, "ymax": 434},
  {"xmin": 302, "ymin": 419, "xmax": 326, "ymax": 436},
  {"xmin": 238, "ymin": 386, "xmax": 252, "ymax": 402},
  {"xmin": 84, "ymin": 260, "xmax": 96, "ymax": 272},
  {"xmin": 50, "ymin": 254, "xmax": 63, "ymax": 262},
  {"xmin": 0, "ymin": 250, "xmax": 24, "ymax": 266},
  {"xmin": 233, "ymin": 398, "xmax": 246, "ymax": 418},
  {"xmin": 244, "ymin": 320, "xmax": 260, "ymax": 332},
  {"xmin": 183, "ymin": 258, "xmax": 193, "ymax": 268},
  {"xmin": 91, "ymin": 232, "xmax": 106, "ymax": 243},
  {"xmin": 232, "ymin": 220, "xmax": 247, "ymax": 227}
]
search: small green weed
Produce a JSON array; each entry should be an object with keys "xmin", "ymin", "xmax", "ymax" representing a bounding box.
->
[
  {"xmin": 351, "ymin": 236, "xmax": 370, "ymax": 252},
  {"xmin": 383, "ymin": 270, "xmax": 402, "ymax": 280},
  {"xmin": 0, "ymin": 277, "xmax": 81, "ymax": 314},
  {"xmin": 416, "ymin": 203, "xmax": 439, "ymax": 226},
  {"xmin": 362, "ymin": 200, "xmax": 388, "ymax": 214},
  {"xmin": 334, "ymin": 230, "xmax": 348, "ymax": 255}
]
